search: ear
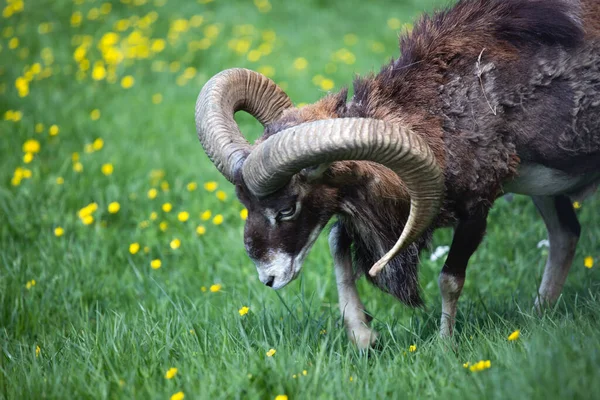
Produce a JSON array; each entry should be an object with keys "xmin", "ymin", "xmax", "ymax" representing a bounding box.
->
[{"xmin": 300, "ymin": 163, "xmax": 331, "ymax": 182}]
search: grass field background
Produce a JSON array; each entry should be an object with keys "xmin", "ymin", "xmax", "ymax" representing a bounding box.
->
[{"xmin": 1, "ymin": 0, "xmax": 600, "ymax": 399}]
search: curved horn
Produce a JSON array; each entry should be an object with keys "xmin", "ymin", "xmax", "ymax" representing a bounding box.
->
[
  {"xmin": 241, "ymin": 118, "xmax": 444, "ymax": 276},
  {"xmin": 195, "ymin": 68, "xmax": 293, "ymax": 182}
]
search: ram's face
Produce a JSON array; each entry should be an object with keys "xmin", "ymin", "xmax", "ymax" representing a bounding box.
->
[{"xmin": 236, "ymin": 175, "xmax": 338, "ymax": 289}]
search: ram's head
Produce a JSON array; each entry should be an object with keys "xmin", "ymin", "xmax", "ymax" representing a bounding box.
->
[{"xmin": 195, "ymin": 68, "xmax": 443, "ymax": 289}]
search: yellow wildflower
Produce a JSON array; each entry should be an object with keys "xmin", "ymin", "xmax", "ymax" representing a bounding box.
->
[
  {"xmin": 200, "ymin": 210, "xmax": 212, "ymax": 220},
  {"xmin": 187, "ymin": 182, "xmax": 197, "ymax": 191},
  {"xmin": 26, "ymin": 280, "xmax": 36, "ymax": 289},
  {"xmin": 147, "ymin": 188, "xmax": 158, "ymax": 199},
  {"xmin": 82, "ymin": 215, "xmax": 94, "ymax": 225},
  {"xmin": 387, "ymin": 17, "xmax": 402, "ymax": 30},
  {"xmin": 49, "ymin": 124, "xmax": 59, "ymax": 136},
  {"xmin": 584, "ymin": 256, "xmax": 594, "ymax": 269},
  {"xmin": 84, "ymin": 144, "xmax": 94, "ymax": 154},
  {"xmin": 212, "ymin": 214, "xmax": 223, "ymax": 225},
  {"xmin": 196, "ymin": 225, "xmax": 206, "ymax": 235},
  {"xmin": 129, "ymin": 243, "xmax": 140, "ymax": 254},
  {"xmin": 159, "ymin": 221, "xmax": 168, "ymax": 231},
  {"xmin": 201, "ymin": 286, "xmax": 207, "ymax": 292},
  {"xmin": 165, "ymin": 367, "xmax": 178, "ymax": 379},
  {"xmin": 209, "ymin": 283, "xmax": 221, "ymax": 292},
  {"xmin": 161, "ymin": 181, "xmax": 169, "ymax": 191},
  {"xmin": 274, "ymin": 396, "xmax": 288, "ymax": 400},
  {"xmin": 23, "ymin": 139, "xmax": 41, "ymax": 153},
  {"xmin": 506, "ymin": 330, "xmax": 520, "ymax": 341},
  {"xmin": 409, "ymin": 345, "xmax": 417, "ymax": 352},
  {"xmin": 150, "ymin": 212, "xmax": 158, "ymax": 220},
  {"xmin": 162, "ymin": 203, "xmax": 172, "ymax": 212},
  {"xmin": 293, "ymin": 57, "xmax": 308, "ymax": 70},
  {"xmin": 35, "ymin": 123, "xmax": 44, "ymax": 133},
  {"xmin": 257, "ymin": 65, "xmax": 275, "ymax": 78},
  {"xmin": 178, "ymin": 211, "xmax": 189, "ymax": 222},
  {"xmin": 266, "ymin": 348, "xmax": 276, "ymax": 357},
  {"xmin": 23, "ymin": 152, "xmax": 33, "ymax": 163},
  {"xmin": 320, "ymin": 78, "xmax": 334, "ymax": 91},
  {"xmin": 240, "ymin": 209, "xmax": 248, "ymax": 220},
  {"xmin": 238, "ymin": 306, "xmax": 249, "ymax": 316},
  {"xmin": 72, "ymin": 152, "xmax": 80, "ymax": 162},
  {"xmin": 469, "ymin": 360, "xmax": 491, "ymax": 372},
  {"xmin": 73, "ymin": 162, "xmax": 83, "ymax": 172},
  {"xmin": 170, "ymin": 392, "xmax": 184, "ymax": 400},
  {"xmin": 56, "ymin": 177, "xmax": 64, "ymax": 185},
  {"xmin": 151, "ymin": 259, "xmax": 162, "ymax": 269},
  {"xmin": 302, "ymin": 370, "xmax": 307, "ymax": 376},
  {"xmin": 101, "ymin": 163, "xmax": 114, "ymax": 176},
  {"xmin": 90, "ymin": 109, "xmax": 101, "ymax": 121},
  {"xmin": 54, "ymin": 227, "xmax": 64, "ymax": 237},
  {"xmin": 170, "ymin": 238, "xmax": 181, "ymax": 249},
  {"xmin": 463, "ymin": 362, "xmax": 470, "ymax": 368},
  {"xmin": 204, "ymin": 181, "xmax": 218, "ymax": 192},
  {"xmin": 36, "ymin": 345, "xmax": 40, "ymax": 357},
  {"xmin": 108, "ymin": 202, "xmax": 120, "ymax": 214},
  {"xmin": 93, "ymin": 138, "xmax": 104, "ymax": 150},
  {"xmin": 573, "ymin": 201, "xmax": 582, "ymax": 209},
  {"xmin": 152, "ymin": 93, "xmax": 163, "ymax": 104},
  {"xmin": 121, "ymin": 75, "xmax": 135, "ymax": 89}
]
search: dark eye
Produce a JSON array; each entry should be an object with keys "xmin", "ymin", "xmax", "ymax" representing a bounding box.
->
[{"xmin": 277, "ymin": 204, "xmax": 296, "ymax": 220}]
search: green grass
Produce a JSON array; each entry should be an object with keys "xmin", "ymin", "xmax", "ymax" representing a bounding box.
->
[{"xmin": 1, "ymin": 0, "xmax": 600, "ymax": 399}]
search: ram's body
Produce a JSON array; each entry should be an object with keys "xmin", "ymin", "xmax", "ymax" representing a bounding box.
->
[{"xmin": 196, "ymin": 0, "xmax": 600, "ymax": 347}]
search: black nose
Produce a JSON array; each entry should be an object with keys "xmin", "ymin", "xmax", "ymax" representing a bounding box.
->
[{"xmin": 265, "ymin": 276, "xmax": 275, "ymax": 287}]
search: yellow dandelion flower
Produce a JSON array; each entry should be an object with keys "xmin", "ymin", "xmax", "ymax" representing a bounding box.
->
[
  {"xmin": 92, "ymin": 62, "xmax": 107, "ymax": 80},
  {"xmin": 170, "ymin": 392, "xmax": 184, "ymax": 400},
  {"xmin": 409, "ymin": 344, "xmax": 417, "ymax": 352},
  {"xmin": 73, "ymin": 162, "xmax": 83, "ymax": 172},
  {"xmin": 187, "ymin": 182, "xmax": 197, "ymax": 191},
  {"xmin": 349, "ymin": 376, "xmax": 354, "ymax": 382},
  {"xmin": 266, "ymin": 348, "xmax": 276, "ymax": 357},
  {"xmin": 82, "ymin": 215, "xmax": 94, "ymax": 225},
  {"xmin": 121, "ymin": 75, "xmax": 135, "ymax": 89},
  {"xmin": 108, "ymin": 202, "xmax": 120, "ymax": 214},
  {"xmin": 200, "ymin": 286, "xmax": 207, "ymax": 292},
  {"xmin": 216, "ymin": 190, "xmax": 227, "ymax": 201},
  {"xmin": 25, "ymin": 280, "xmax": 36, "ymax": 289},
  {"xmin": 152, "ymin": 93, "xmax": 163, "ymax": 104},
  {"xmin": 240, "ymin": 209, "xmax": 248, "ymax": 220},
  {"xmin": 84, "ymin": 143, "xmax": 94, "ymax": 154},
  {"xmin": 319, "ymin": 78, "xmax": 334, "ymax": 91},
  {"xmin": 274, "ymin": 396, "xmax": 288, "ymax": 400},
  {"xmin": 159, "ymin": 221, "xmax": 168, "ymax": 231},
  {"xmin": 92, "ymin": 138, "xmax": 104, "ymax": 150},
  {"xmin": 200, "ymin": 210, "xmax": 212, "ymax": 220},
  {"xmin": 177, "ymin": 211, "xmax": 189, "ymax": 222},
  {"xmin": 35, "ymin": 123, "xmax": 44, "ymax": 133},
  {"xmin": 72, "ymin": 152, "xmax": 80, "ymax": 162},
  {"xmin": 129, "ymin": 242, "xmax": 140, "ymax": 254},
  {"xmin": 293, "ymin": 57, "xmax": 308, "ymax": 70},
  {"xmin": 212, "ymin": 214, "xmax": 223, "ymax": 225},
  {"xmin": 257, "ymin": 65, "xmax": 275, "ymax": 78},
  {"xmin": 49, "ymin": 124, "xmax": 59, "ymax": 136},
  {"xmin": 387, "ymin": 17, "xmax": 402, "ymax": 30},
  {"xmin": 204, "ymin": 181, "xmax": 218, "ymax": 192},
  {"xmin": 209, "ymin": 283, "xmax": 221, "ymax": 292},
  {"xmin": 162, "ymin": 203, "xmax": 172, "ymax": 212},
  {"xmin": 170, "ymin": 238, "xmax": 181, "ymax": 249},
  {"xmin": 573, "ymin": 201, "xmax": 582, "ymax": 209},
  {"xmin": 101, "ymin": 163, "xmax": 114, "ymax": 176},
  {"xmin": 463, "ymin": 362, "xmax": 470, "ymax": 368},
  {"xmin": 147, "ymin": 188, "xmax": 158, "ymax": 199},
  {"xmin": 150, "ymin": 211, "xmax": 158, "ymax": 220},
  {"xmin": 35, "ymin": 345, "xmax": 40, "ymax": 357},
  {"xmin": 469, "ymin": 360, "xmax": 492, "ymax": 372},
  {"xmin": 90, "ymin": 109, "xmax": 101, "ymax": 121},
  {"xmin": 144, "ymin": 246, "xmax": 150, "ymax": 253},
  {"xmin": 302, "ymin": 370, "xmax": 307, "ymax": 376},
  {"xmin": 165, "ymin": 367, "xmax": 178, "ymax": 379},
  {"xmin": 54, "ymin": 227, "xmax": 64, "ymax": 237},
  {"xmin": 23, "ymin": 139, "xmax": 41, "ymax": 154},
  {"xmin": 23, "ymin": 152, "xmax": 33, "ymax": 164},
  {"xmin": 8, "ymin": 37, "xmax": 19, "ymax": 49},
  {"xmin": 238, "ymin": 306, "xmax": 249, "ymax": 316},
  {"xmin": 56, "ymin": 177, "xmax": 64, "ymax": 185},
  {"xmin": 508, "ymin": 330, "xmax": 520, "ymax": 341},
  {"xmin": 161, "ymin": 181, "xmax": 170, "ymax": 191},
  {"xmin": 584, "ymin": 256, "xmax": 594, "ymax": 269},
  {"xmin": 151, "ymin": 259, "xmax": 162, "ymax": 269},
  {"xmin": 196, "ymin": 225, "xmax": 206, "ymax": 235}
]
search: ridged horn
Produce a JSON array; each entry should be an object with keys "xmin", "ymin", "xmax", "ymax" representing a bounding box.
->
[
  {"xmin": 241, "ymin": 118, "xmax": 444, "ymax": 276},
  {"xmin": 195, "ymin": 68, "xmax": 293, "ymax": 182}
]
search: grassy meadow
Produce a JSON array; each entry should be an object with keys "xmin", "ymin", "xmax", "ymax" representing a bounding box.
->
[{"xmin": 1, "ymin": 0, "xmax": 600, "ymax": 398}]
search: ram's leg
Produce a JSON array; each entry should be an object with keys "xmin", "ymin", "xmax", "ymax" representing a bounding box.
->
[
  {"xmin": 329, "ymin": 223, "xmax": 378, "ymax": 349},
  {"xmin": 532, "ymin": 195, "xmax": 580, "ymax": 310},
  {"xmin": 439, "ymin": 211, "xmax": 488, "ymax": 337}
]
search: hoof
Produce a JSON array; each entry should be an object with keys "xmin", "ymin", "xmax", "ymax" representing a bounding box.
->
[{"xmin": 349, "ymin": 326, "xmax": 379, "ymax": 350}]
